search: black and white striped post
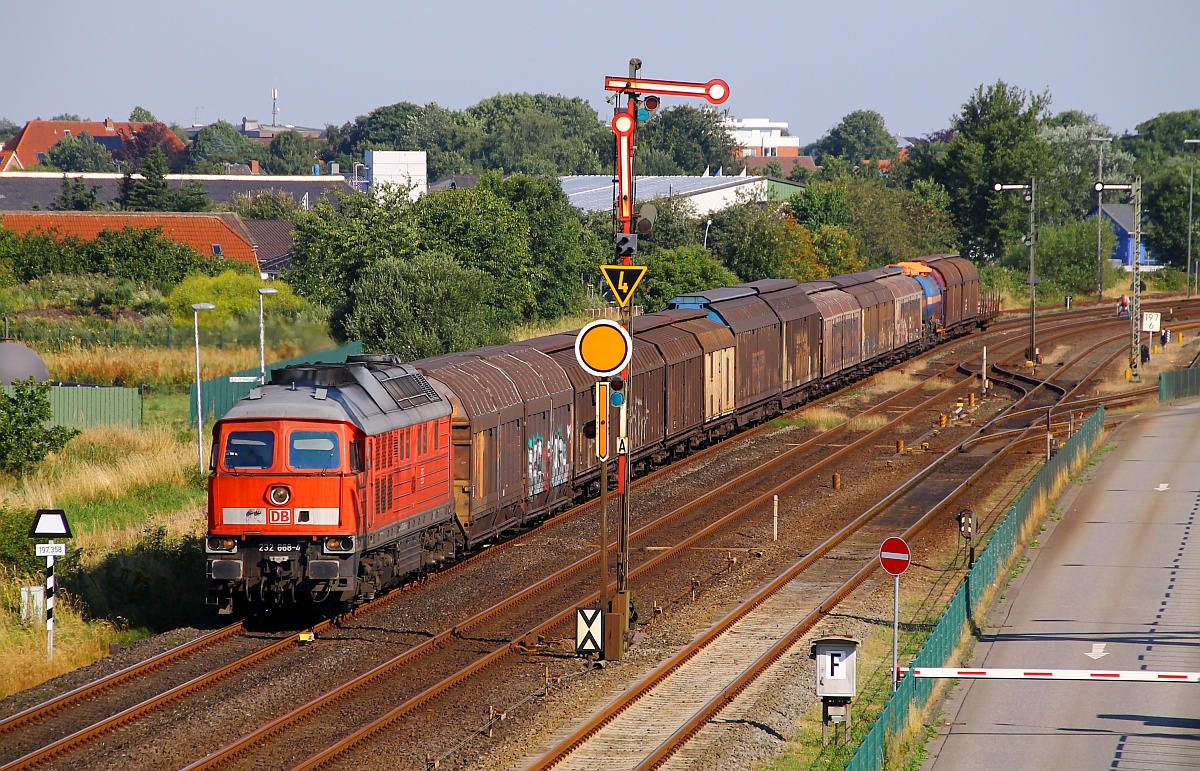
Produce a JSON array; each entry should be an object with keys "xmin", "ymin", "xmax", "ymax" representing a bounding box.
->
[
  {"xmin": 28, "ymin": 510, "xmax": 73, "ymax": 660},
  {"xmin": 45, "ymin": 541, "xmax": 56, "ymax": 659}
]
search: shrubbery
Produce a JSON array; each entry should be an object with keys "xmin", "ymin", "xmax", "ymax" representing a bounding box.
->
[{"xmin": 0, "ymin": 378, "xmax": 79, "ymax": 475}]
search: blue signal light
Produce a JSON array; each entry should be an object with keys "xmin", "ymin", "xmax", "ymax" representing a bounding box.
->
[
  {"xmin": 610, "ymin": 392, "xmax": 626, "ymax": 406},
  {"xmin": 637, "ymin": 108, "xmax": 650, "ymax": 121}
]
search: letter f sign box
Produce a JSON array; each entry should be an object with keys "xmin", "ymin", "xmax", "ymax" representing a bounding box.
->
[{"xmin": 811, "ymin": 635, "xmax": 859, "ymax": 698}]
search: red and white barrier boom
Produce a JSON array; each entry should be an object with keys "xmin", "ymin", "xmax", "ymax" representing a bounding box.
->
[{"xmin": 899, "ymin": 667, "xmax": 1200, "ymax": 683}]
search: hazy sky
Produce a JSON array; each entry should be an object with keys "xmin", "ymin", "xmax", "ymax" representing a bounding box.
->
[{"xmin": 6, "ymin": 0, "xmax": 1197, "ymax": 144}]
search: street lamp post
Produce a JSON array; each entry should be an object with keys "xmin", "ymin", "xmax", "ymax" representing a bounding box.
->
[
  {"xmin": 192, "ymin": 302, "xmax": 216, "ymax": 475},
  {"xmin": 1090, "ymin": 137, "xmax": 1113, "ymax": 304},
  {"xmin": 257, "ymin": 287, "xmax": 278, "ymax": 385},
  {"xmin": 994, "ymin": 179, "xmax": 1038, "ymax": 363},
  {"xmin": 1186, "ymin": 139, "xmax": 1199, "ymax": 299},
  {"xmin": 352, "ymin": 162, "xmax": 368, "ymax": 192},
  {"xmin": 703, "ymin": 218, "xmax": 712, "ymax": 249}
]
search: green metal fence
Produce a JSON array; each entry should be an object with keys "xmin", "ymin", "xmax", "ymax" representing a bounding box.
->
[
  {"xmin": 189, "ymin": 341, "xmax": 362, "ymax": 425},
  {"xmin": 1158, "ymin": 367, "xmax": 1200, "ymax": 402},
  {"xmin": 847, "ymin": 406, "xmax": 1106, "ymax": 770},
  {"xmin": 3, "ymin": 384, "xmax": 141, "ymax": 430}
]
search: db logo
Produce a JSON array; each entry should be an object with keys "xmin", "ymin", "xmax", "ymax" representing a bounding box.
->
[{"xmin": 268, "ymin": 509, "xmax": 293, "ymax": 524}]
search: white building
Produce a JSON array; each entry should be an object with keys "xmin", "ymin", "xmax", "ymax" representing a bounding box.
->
[
  {"xmin": 364, "ymin": 150, "xmax": 428, "ymax": 200},
  {"xmin": 722, "ymin": 117, "xmax": 802, "ymax": 158}
]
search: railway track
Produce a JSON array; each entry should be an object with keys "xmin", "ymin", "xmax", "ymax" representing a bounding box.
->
[{"xmin": 2, "ymin": 301, "xmax": 1196, "ymax": 771}]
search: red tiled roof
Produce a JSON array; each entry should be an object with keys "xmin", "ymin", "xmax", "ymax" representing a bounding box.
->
[
  {"xmin": 0, "ymin": 212, "xmax": 259, "ymax": 267},
  {"xmin": 2, "ymin": 120, "xmax": 187, "ymax": 169},
  {"xmin": 743, "ymin": 155, "xmax": 818, "ymax": 175}
]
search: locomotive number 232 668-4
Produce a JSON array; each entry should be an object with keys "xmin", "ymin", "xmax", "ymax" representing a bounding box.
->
[{"xmin": 260, "ymin": 543, "xmax": 301, "ymax": 553}]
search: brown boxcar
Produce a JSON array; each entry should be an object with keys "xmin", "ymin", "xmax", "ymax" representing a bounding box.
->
[
  {"xmin": 635, "ymin": 316, "xmax": 705, "ymax": 441},
  {"xmin": 944, "ymin": 256, "xmax": 980, "ymax": 324},
  {"xmin": 674, "ymin": 317, "xmax": 736, "ymax": 424},
  {"xmin": 828, "ymin": 273, "xmax": 895, "ymax": 364},
  {"xmin": 476, "ymin": 346, "xmax": 574, "ymax": 517},
  {"xmin": 876, "ymin": 272, "xmax": 926, "ymax": 349},
  {"xmin": 802, "ymin": 282, "xmax": 863, "ymax": 379},
  {"xmin": 750, "ymin": 282, "xmax": 822, "ymax": 398},
  {"xmin": 521, "ymin": 334, "xmax": 599, "ymax": 486},
  {"xmin": 920, "ymin": 254, "xmax": 965, "ymax": 328},
  {"xmin": 418, "ymin": 355, "xmax": 524, "ymax": 542}
]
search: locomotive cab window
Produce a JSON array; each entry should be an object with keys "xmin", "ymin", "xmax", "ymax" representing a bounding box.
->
[
  {"xmin": 289, "ymin": 431, "xmax": 341, "ymax": 470},
  {"xmin": 224, "ymin": 431, "xmax": 276, "ymax": 469}
]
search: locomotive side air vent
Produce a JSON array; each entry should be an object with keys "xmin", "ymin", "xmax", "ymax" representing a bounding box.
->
[{"xmin": 379, "ymin": 372, "xmax": 441, "ymax": 408}]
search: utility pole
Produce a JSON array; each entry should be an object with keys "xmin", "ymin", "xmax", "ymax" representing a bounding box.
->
[
  {"xmin": 1186, "ymin": 139, "xmax": 1199, "ymax": 299},
  {"xmin": 1096, "ymin": 177, "xmax": 1143, "ymax": 380},
  {"xmin": 1090, "ymin": 137, "xmax": 1112, "ymax": 304}
]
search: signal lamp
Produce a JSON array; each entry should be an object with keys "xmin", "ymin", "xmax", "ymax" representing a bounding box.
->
[
  {"xmin": 609, "ymin": 376, "xmax": 625, "ymax": 391},
  {"xmin": 583, "ymin": 420, "xmax": 598, "ymax": 440},
  {"xmin": 269, "ymin": 485, "xmax": 291, "ymax": 506}
]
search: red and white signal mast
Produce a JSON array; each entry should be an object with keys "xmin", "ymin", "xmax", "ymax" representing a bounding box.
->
[{"xmin": 598, "ymin": 60, "xmax": 728, "ymax": 658}]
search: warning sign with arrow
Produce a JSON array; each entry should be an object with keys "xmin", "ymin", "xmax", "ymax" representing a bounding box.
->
[{"xmin": 601, "ymin": 265, "xmax": 647, "ymax": 307}]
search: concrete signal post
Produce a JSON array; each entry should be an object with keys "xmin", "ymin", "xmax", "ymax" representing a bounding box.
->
[{"xmin": 601, "ymin": 60, "xmax": 728, "ymax": 658}]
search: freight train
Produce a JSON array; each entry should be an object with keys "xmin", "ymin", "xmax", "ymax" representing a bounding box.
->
[{"xmin": 206, "ymin": 254, "xmax": 994, "ymax": 613}]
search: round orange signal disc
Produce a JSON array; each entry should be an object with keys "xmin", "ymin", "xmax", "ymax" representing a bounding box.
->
[{"xmin": 575, "ymin": 320, "xmax": 633, "ymax": 377}]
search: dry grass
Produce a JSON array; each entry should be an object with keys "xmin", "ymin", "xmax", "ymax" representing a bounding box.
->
[
  {"xmin": 774, "ymin": 407, "xmax": 848, "ymax": 432},
  {"xmin": 512, "ymin": 314, "xmax": 592, "ymax": 341},
  {"xmin": 847, "ymin": 413, "xmax": 889, "ymax": 432},
  {"xmin": 0, "ymin": 425, "xmax": 195, "ymax": 545},
  {"xmin": 861, "ymin": 370, "xmax": 919, "ymax": 395},
  {"xmin": 43, "ymin": 342, "xmax": 317, "ymax": 386},
  {"xmin": 0, "ymin": 570, "xmax": 122, "ymax": 698}
]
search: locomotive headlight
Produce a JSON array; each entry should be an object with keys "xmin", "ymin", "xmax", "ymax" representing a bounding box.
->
[
  {"xmin": 206, "ymin": 537, "xmax": 237, "ymax": 553},
  {"xmin": 269, "ymin": 485, "xmax": 291, "ymax": 506},
  {"xmin": 324, "ymin": 536, "xmax": 354, "ymax": 554}
]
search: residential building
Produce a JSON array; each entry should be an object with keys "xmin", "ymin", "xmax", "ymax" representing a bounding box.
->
[
  {"xmin": 1091, "ymin": 203, "xmax": 1153, "ymax": 269},
  {"xmin": 0, "ymin": 211, "xmax": 261, "ymax": 271},
  {"xmin": 0, "ymin": 119, "xmax": 186, "ymax": 171},
  {"xmin": 722, "ymin": 117, "xmax": 802, "ymax": 158}
]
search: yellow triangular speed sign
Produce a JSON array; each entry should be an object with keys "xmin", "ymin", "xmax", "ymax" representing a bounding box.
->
[{"xmin": 601, "ymin": 265, "xmax": 648, "ymax": 307}]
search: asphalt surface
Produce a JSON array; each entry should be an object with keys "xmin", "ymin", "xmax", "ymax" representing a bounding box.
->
[{"xmin": 923, "ymin": 400, "xmax": 1200, "ymax": 770}]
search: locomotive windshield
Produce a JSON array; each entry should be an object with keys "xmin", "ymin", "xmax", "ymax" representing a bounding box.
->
[
  {"xmin": 289, "ymin": 430, "xmax": 341, "ymax": 470},
  {"xmin": 224, "ymin": 431, "xmax": 275, "ymax": 469}
]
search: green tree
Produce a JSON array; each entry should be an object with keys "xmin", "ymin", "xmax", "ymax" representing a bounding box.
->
[
  {"xmin": 50, "ymin": 113, "xmax": 85, "ymax": 121},
  {"xmin": 0, "ymin": 378, "xmax": 80, "ymax": 475},
  {"xmin": 286, "ymin": 185, "xmax": 419, "ymax": 317},
  {"xmin": 265, "ymin": 129, "xmax": 323, "ymax": 175},
  {"xmin": 49, "ymin": 175, "xmax": 102, "ymax": 211},
  {"xmin": 1039, "ymin": 116, "xmax": 1133, "ymax": 223},
  {"xmin": 225, "ymin": 189, "xmax": 302, "ymax": 220},
  {"xmin": 639, "ymin": 245, "xmax": 740, "ymax": 312},
  {"xmin": 408, "ymin": 182, "xmax": 535, "ymax": 323},
  {"xmin": 757, "ymin": 159, "xmax": 784, "ymax": 178},
  {"xmin": 908, "ymin": 81, "xmax": 1053, "ymax": 260},
  {"xmin": 117, "ymin": 146, "xmax": 172, "ymax": 211},
  {"xmin": 1024, "ymin": 218, "xmax": 1118, "ymax": 294},
  {"xmin": 637, "ymin": 197, "xmax": 701, "ymax": 254},
  {"xmin": 707, "ymin": 197, "xmax": 788, "ymax": 281},
  {"xmin": 481, "ymin": 173, "xmax": 601, "ymax": 318},
  {"xmin": 166, "ymin": 271, "xmax": 305, "ymax": 324},
  {"xmin": 637, "ymin": 106, "xmax": 741, "ymax": 175},
  {"xmin": 809, "ymin": 109, "xmax": 896, "ymax": 164},
  {"xmin": 340, "ymin": 253, "xmax": 510, "ymax": 359},
  {"xmin": 0, "ymin": 118, "xmax": 19, "ymax": 146},
  {"xmin": 1121, "ymin": 110, "xmax": 1200, "ymax": 165},
  {"xmin": 785, "ymin": 185, "xmax": 852, "ymax": 230},
  {"xmin": 129, "ymin": 106, "xmax": 157, "ymax": 122},
  {"xmin": 1143, "ymin": 157, "xmax": 1193, "ymax": 266},
  {"xmin": 186, "ymin": 120, "xmax": 267, "ymax": 173},
  {"xmin": 45, "ymin": 131, "xmax": 117, "ymax": 172}
]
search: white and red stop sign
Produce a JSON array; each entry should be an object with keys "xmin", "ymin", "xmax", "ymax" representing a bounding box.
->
[{"xmin": 879, "ymin": 537, "xmax": 911, "ymax": 575}]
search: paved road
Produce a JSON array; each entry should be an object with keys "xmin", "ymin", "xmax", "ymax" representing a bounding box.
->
[{"xmin": 924, "ymin": 399, "xmax": 1200, "ymax": 770}]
